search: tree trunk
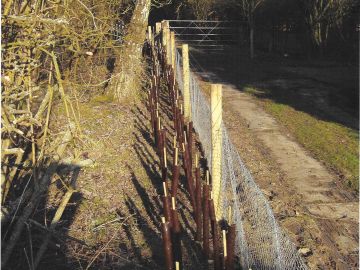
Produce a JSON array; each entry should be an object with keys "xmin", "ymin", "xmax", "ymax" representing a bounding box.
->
[
  {"xmin": 268, "ymin": 26, "xmax": 273, "ymax": 53},
  {"xmin": 250, "ymin": 23, "xmax": 255, "ymax": 59},
  {"xmin": 111, "ymin": 0, "xmax": 151, "ymax": 102}
]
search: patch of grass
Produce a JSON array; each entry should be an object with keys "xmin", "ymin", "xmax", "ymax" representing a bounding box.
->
[
  {"xmin": 243, "ymin": 86, "xmax": 267, "ymax": 95},
  {"xmin": 91, "ymin": 93, "xmax": 115, "ymax": 103},
  {"xmin": 263, "ymin": 101, "xmax": 359, "ymax": 191}
]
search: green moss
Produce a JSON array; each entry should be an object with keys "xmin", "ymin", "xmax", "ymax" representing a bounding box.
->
[
  {"xmin": 91, "ymin": 94, "xmax": 115, "ymax": 103},
  {"xmin": 264, "ymin": 101, "xmax": 359, "ymax": 191}
]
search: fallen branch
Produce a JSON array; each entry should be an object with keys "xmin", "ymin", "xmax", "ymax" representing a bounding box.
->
[{"xmin": 28, "ymin": 219, "xmax": 89, "ymax": 247}]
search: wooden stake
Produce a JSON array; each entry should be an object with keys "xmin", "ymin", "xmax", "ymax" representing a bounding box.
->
[
  {"xmin": 203, "ymin": 183, "xmax": 210, "ymax": 259},
  {"xmin": 172, "ymin": 197, "xmax": 176, "ymax": 210},
  {"xmin": 188, "ymin": 122, "xmax": 193, "ymax": 164},
  {"xmin": 163, "ymin": 182, "xmax": 168, "ymax": 197},
  {"xmin": 161, "ymin": 217, "xmax": 174, "ymax": 270},
  {"xmin": 171, "ymin": 164, "xmax": 180, "ymax": 198},
  {"xmin": 182, "ymin": 44, "xmax": 190, "ymax": 120},
  {"xmin": 163, "ymin": 194, "xmax": 172, "ymax": 227},
  {"xmin": 226, "ymin": 224, "xmax": 236, "ymax": 270},
  {"xmin": 195, "ymin": 167, "xmax": 202, "ymax": 242},
  {"xmin": 212, "ymin": 218, "xmax": 220, "ymax": 270},
  {"xmin": 223, "ymin": 230, "xmax": 227, "ymax": 257},
  {"xmin": 173, "ymin": 135, "xmax": 177, "ymax": 149},
  {"xmin": 164, "ymin": 147, "xmax": 167, "ymax": 168},
  {"xmin": 171, "ymin": 206, "xmax": 182, "ymax": 267},
  {"xmin": 175, "ymin": 147, "xmax": 178, "ymax": 166},
  {"xmin": 211, "ymin": 84, "xmax": 222, "ymax": 221}
]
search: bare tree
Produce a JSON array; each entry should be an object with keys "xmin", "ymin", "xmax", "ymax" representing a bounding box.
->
[
  {"xmin": 110, "ymin": 0, "xmax": 151, "ymax": 101},
  {"xmin": 187, "ymin": 0, "xmax": 215, "ymax": 20},
  {"xmin": 110, "ymin": 0, "xmax": 171, "ymax": 101},
  {"xmin": 299, "ymin": 0, "xmax": 356, "ymax": 55},
  {"xmin": 232, "ymin": 0, "xmax": 264, "ymax": 58}
]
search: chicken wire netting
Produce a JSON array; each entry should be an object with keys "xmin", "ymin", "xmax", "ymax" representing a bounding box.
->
[{"xmin": 175, "ymin": 49, "xmax": 307, "ymax": 270}]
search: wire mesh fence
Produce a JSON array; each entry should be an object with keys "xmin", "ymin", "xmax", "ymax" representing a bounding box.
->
[{"xmin": 175, "ymin": 49, "xmax": 308, "ymax": 270}]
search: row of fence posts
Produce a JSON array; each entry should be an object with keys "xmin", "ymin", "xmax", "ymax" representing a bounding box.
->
[{"xmin": 145, "ymin": 21, "xmax": 236, "ymax": 270}]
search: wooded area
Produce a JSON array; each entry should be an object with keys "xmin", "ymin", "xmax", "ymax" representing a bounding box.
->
[{"xmin": 151, "ymin": 0, "xmax": 358, "ymax": 59}]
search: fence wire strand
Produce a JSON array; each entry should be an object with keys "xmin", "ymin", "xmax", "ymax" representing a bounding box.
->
[{"xmin": 175, "ymin": 49, "xmax": 307, "ymax": 270}]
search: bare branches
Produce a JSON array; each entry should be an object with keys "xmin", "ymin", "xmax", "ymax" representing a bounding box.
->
[
  {"xmin": 76, "ymin": 0, "xmax": 97, "ymax": 29},
  {"xmin": 2, "ymin": 1, "xmax": 132, "ymax": 267},
  {"xmin": 151, "ymin": 0, "xmax": 172, "ymax": 8}
]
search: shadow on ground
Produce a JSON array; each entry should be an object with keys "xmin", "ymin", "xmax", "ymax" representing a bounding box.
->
[
  {"xmin": 127, "ymin": 102, "xmax": 205, "ymax": 269},
  {"xmin": 190, "ymin": 47, "xmax": 359, "ymax": 130},
  {"xmin": 1, "ymin": 162, "xmax": 86, "ymax": 270}
]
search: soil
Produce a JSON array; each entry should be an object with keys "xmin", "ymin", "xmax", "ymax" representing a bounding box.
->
[
  {"xmin": 190, "ymin": 48, "xmax": 359, "ymax": 269},
  {"xmin": 37, "ymin": 92, "xmax": 203, "ymax": 269}
]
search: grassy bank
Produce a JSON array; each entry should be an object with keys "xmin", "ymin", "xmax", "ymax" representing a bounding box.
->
[{"xmin": 261, "ymin": 100, "xmax": 359, "ymax": 191}]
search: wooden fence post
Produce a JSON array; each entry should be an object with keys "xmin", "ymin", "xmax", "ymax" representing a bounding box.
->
[
  {"xmin": 171, "ymin": 31, "xmax": 176, "ymax": 69},
  {"xmin": 162, "ymin": 25, "xmax": 167, "ymax": 49},
  {"xmin": 166, "ymin": 28, "xmax": 171, "ymax": 65},
  {"xmin": 161, "ymin": 20, "xmax": 166, "ymax": 32},
  {"xmin": 182, "ymin": 44, "xmax": 190, "ymax": 120},
  {"xmin": 211, "ymin": 84, "xmax": 222, "ymax": 221},
  {"xmin": 156, "ymin": 22, "xmax": 161, "ymax": 34}
]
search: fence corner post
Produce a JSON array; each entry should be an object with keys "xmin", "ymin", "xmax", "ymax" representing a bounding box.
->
[
  {"xmin": 211, "ymin": 84, "xmax": 222, "ymax": 221},
  {"xmin": 182, "ymin": 44, "xmax": 190, "ymax": 121}
]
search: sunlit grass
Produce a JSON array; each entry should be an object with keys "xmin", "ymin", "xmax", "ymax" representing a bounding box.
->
[{"xmin": 264, "ymin": 101, "xmax": 359, "ymax": 191}]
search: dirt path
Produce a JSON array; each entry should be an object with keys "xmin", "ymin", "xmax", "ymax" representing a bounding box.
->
[
  {"xmin": 192, "ymin": 62, "xmax": 358, "ymax": 268},
  {"xmin": 223, "ymin": 86, "xmax": 358, "ymax": 266}
]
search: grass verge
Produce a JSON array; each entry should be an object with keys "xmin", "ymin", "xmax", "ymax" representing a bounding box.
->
[{"xmin": 262, "ymin": 100, "xmax": 359, "ymax": 191}]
